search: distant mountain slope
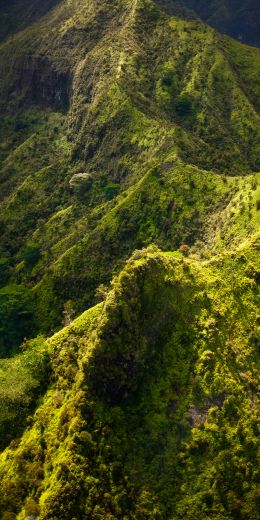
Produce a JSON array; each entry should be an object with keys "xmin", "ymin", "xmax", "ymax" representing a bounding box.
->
[
  {"xmin": 155, "ymin": 0, "xmax": 260, "ymax": 47},
  {"xmin": 187, "ymin": 0, "xmax": 260, "ymax": 47},
  {"xmin": 0, "ymin": 0, "xmax": 61, "ymax": 42}
]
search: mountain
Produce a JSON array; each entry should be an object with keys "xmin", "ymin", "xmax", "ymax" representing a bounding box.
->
[
  {"xmin": 155, "ymin": 0, "xmax": 260, "ymax": 47},
  {"xmin": 0, "ymin": 0, "xmax": 259, "ymax": 337},
  {"xmin": 0, "ymin": 240, "xmax": 259, "ymax": 519},
  {"xmin": 185, "ymin": 0, "xmax": 260, "ymax": 47},
  {"xmin": 0, "ymin": 0, "xmax": 259, "ymax": 519},
  {"xmin": 0, "ymin": 0, "xmax": 60, "ymax": 42}
]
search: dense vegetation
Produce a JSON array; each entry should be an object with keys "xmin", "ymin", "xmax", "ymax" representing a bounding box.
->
[
  {"xmin": 0, "ymin": 0, "xmax": 259, "ymax": 337},
  {"xmin": 0, "ymin": 0, "xmax": 259, "ymax": 518},
  {"xmin": 0, "ymin": 242, "xmax": 259, "ymax": 519}
]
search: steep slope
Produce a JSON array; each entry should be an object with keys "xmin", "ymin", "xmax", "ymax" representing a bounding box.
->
[
  {"xmin": 0, "ymin": 0, "xmax": 61, "ymax": 42},
  {"xmin": 0, "ymin": 240, "xmax": 259, "ymax": 519},
  {"xmin": 155, "ymin": 0, "xmax": 260, "ymax": 47},
  {"xmin": 0, "ymin": 1, "xmax": 259, "ymax": 518},
  {"xmin": 0, "ymin": 0, "xmax": 259, "ymax": 343},
  {"xmin": 185, "ymin": 0, "xmax": 260, "ymax": 47}
]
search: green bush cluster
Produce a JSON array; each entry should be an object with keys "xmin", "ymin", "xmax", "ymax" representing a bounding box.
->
[{"xmin": 22, "ymin": 242, "xmax": 41, "ymax": 269}]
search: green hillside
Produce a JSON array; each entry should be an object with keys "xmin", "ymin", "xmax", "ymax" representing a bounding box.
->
[
  {"xmin": 184, "ymin": 0, "xmax": 260, "ymax": 47},
  {"xmin": 0, "ymin": 0, "xmax": 259, "ymax": 518},
  {"xmin": 0, "ymin": 0, "xmax": 259, "ymax": 340},
  {"xmin": 0, "ymin": 240, "xmax": 259, "ymax": 519},
  {"xmin": 0, "ymin": 0, "xmax": 60, "ymax": 42},
  {"xmin": 155, "ymin": 0, "xmax": 260, "ymax": 47}
]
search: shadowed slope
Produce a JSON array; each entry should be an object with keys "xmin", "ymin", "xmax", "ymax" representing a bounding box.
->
[
  {"xmin": 0, "ymin": 0, "xmax": 62, "ymax": 42},
  {"xmin": 185, "ymin": 0, "xmax": 260, "ymax": 47},
  {"xmin": 154, "ymin": 0, "xmax": 260, "ymax": 47}
]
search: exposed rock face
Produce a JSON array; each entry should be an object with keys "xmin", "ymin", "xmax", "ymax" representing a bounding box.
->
[
  {"xmin": 69, "ymin": 173, "xmax": 93, "ymax": 194},
  {"xmin": 16, "ymin": 56, "xmax": 70, "ymax": 111},
  {"xmin": 0, "ymin": 55, "xmax": 70, "ymax": 113}
]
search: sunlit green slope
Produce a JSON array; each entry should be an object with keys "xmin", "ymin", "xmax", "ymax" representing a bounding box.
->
[
  {"xmin": 0, "ymin": 2, "xmax": 259, "ymax": 517},
  {"xmin": 0, "ymin": 0, "xmax": 259, "ymax": 344},
  {"xmin": 0, "ymin": 236, "xmax": 259, "ymax": 519}
]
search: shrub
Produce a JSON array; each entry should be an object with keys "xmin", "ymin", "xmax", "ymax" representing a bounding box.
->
[
  {"xmin": 179, "ymin": 244, "xmax": 190, "ymax": 256},
  {"xmin": 0, "ymin": 257, "xmax": 10, "ymax": 287},
  {"xmin": 161, "ymin": 68, "xmax": 176, "ymax": 88},
  {"xmin": 63, "ymin": 300, "xmax": 75, "ymax": 326},
  {"xmin": 105, "ymin": 183, "xmax": 120, "ymax": 200},
  {"xmin": 25, "ymin": 498, "xmax": 40, "ymax": 518},
  {"xmin": 22, "ymin": 242, "xmax": 41, "ymax": 269},
  {"xmin": 156, "ymin": 66, "xmax": 177, "ymax": 112},
  {"xmin": 14, "ymin": 118, "xmax": 28, "ymax": 132},
  {"xmin": 175, "ymin": 93, "xmax": 194, "ymax": 117}
]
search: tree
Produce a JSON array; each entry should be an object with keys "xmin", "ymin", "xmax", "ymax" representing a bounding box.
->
[
  {"xmin": 175, "ymin": 93, "xmax": 194, "ymax": 117},
  {"xmin": 105, "ymin": 183, "xmax": 120, "ymax": 200},
  {"xmin": 0, "ymin": 285, "xmax": 34, "ymax": 356},
  {"xmin": 22, "ymin": 242, "xmax": 41, "ymax": 269}
]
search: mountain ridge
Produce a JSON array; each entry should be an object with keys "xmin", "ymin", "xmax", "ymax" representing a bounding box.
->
[
  {"xmin": 0, "ymin": 238, "xmax": 259, "ymax": 518},
  {"xmin": 0, "ymin": 1, "xmax": 259, "ymax": 519},
  {"xmin": 0, "ymin": 0, "xmax": 259, "ymax": 335}
]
